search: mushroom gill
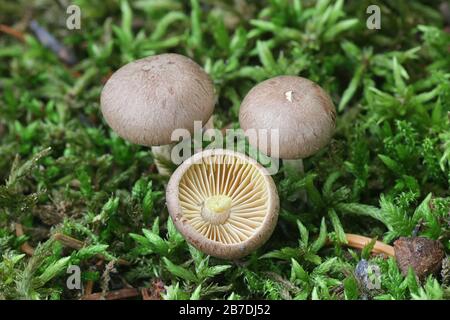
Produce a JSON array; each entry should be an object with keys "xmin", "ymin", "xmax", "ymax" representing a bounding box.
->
[{"xmin": 178, "ymin": 153, "xmax": 269, "ymax": 244}]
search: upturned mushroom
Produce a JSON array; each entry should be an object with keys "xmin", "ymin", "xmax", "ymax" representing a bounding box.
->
[
  {"xmin": 239, "ymin": 75, "xmax": 336, "ymax": 174},
  {"xmin": 166, "ymin": 149, "xmax": 279, "ymax": 259},
  {"xmin": 100, "ymin": 53, "xmax": 215, "ymax": 175}
]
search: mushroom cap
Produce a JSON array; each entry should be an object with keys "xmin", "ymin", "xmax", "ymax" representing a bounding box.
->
[
  {"xmin": 239, "ymin": 75, "xmax": 336, "ymax": 159},
  {"xmin": 166, "ymin": 149, "xmax": 279, "ymax": 260},
  {"xmin": 100, "ymin": 53, "xmax": 215, "ymax": 146}
]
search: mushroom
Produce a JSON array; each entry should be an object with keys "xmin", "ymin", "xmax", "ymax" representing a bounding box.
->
[
  {"xmin": 239, "ymin": 75, "xmax": 336, "ymax": 175},
  {"xmin": 166, "ymin": 149, "xmax": 279, "ymax": 259},
  {"xmin": 100, "ymin": 53, "xmax": 215, "ymax": 175}
]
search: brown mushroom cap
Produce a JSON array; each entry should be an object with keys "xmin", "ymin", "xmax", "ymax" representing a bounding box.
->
[
  {"xmin": 100, "ymin": 53, "xmax": 215, "ymax": 146},
  {"xmin": 166, "ymin": 149, "xmax": 279, "ymax": 260},
  {"xmin": 239, "ymin": 76, "xmax": 336, "ymax": 159}
]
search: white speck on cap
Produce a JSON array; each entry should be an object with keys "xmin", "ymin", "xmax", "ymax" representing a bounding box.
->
[{"xmin": 285, "ymin": 91, "xmax": 293, "ymax": 102}]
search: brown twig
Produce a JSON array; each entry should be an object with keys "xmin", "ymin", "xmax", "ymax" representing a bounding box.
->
[
  {"xmin": 14, "ymin": 223, "xmax": 35, "ymax": 256},
  {"xmin": 95, "ymin": 259, "xmax": 105, "ymax": 267},
  {"xmin": 141, "ymin": 288, "xmax": 151, "ymax": 300},
  {"xmin": 53, "ymin": 232, "xmax": 84, "ymax": 249},
  {"xmin": 84, "ymin": 280, "xmax": 94, "ymax": 296},
  {"xmin": 140, "ymin": 279, "xmax": 166, "ymax": 300},
  {"xmin": 0, "ymin": 24, "xmax": 25, "ymax": 42},
  {"xmin": 53, "ymin": 232, "xmax": 130, "ymax": 266},
  {"xmin": 0, "ymin": 22, "xmax": 81, "ymax": 79},
  {"xmin": 80, "ymin": 288, "xmax": 140, "ymax": 300},
  {"xmin": 29, "ymin": 20, "xmax": 77, "ymax": 66},
  {"xmin": 344, "ymin": 233, "xmax": 395, "ymax": 257}
]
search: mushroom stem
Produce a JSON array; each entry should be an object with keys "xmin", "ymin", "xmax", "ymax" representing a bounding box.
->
[
  {"xmin": 153, "ymin": 118, "xmax": 216, "ymax": 176},
  {"xmin": 15, "ymin": 223, "xmax": 35, "ymax": 256},
  {"xmin": 282, "ymin": 158, "xmax": 307, "ymax": 202},
  {"xmin": 151, "ymin": 145, "xmax": 173, "ymax": 176},
  {"xmin": 344, "ymin": 233, "xmax": 395, "ymax": 257},
  {"xmin": 201, "ymin": 195, "xmax": 232, "ymax": 225}
]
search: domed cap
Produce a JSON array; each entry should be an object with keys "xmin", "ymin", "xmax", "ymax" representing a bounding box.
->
[
  {"xmin": 100, "ymin": 53, "xmax": 215, "ymax": 146},
  {"xmin": 166, "ymin": 149, "xmax": 279, "ymax": 260},
  {"xmin": 239, "ymin": 76, "xmax": 336, "ymax": 159}
]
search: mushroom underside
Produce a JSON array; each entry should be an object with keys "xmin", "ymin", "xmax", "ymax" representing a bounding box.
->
[{"xmin": 178, "ymin": 153, "xmax": 270, "ymax": 245}]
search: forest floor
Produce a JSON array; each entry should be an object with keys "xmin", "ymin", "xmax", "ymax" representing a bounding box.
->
[{"xmin": 0, "ymin": 0, "xmax": 449, "ymax": 300}]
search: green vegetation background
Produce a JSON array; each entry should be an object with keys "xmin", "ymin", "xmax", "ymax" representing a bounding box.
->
[{"xmin": 0, "ymin": 0, "xmax": 449, "ymax": 300}]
